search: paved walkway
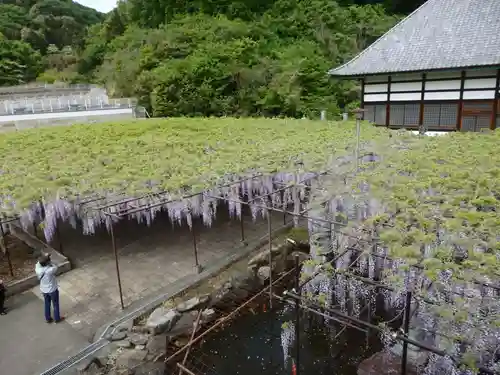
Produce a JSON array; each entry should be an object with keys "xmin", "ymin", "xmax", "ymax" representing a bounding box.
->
[
  {"xmin": 37, "ymin": 208, "xmax": 283, "ymax": 339},
  {"xmin": 0, "ymin": 291, "xmax": 89, "ymax": 375}
]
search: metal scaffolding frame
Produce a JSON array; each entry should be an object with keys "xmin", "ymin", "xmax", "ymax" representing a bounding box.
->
[
  {"xmin": 0, "ymin": 215, "xmax": 20, "ymax": 277},
  {"xmin": 81, "ymin": 170, "xmax": 334, "ymax": 311}
]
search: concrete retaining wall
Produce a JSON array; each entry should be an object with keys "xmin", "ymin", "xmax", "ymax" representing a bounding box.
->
[
  {"xmin": 5, "ymin": 224, "xmax": 71, "ymax": 297},
  {"xmin": 0, "ymin": 109, "xmax": 135, "ymax": 132}
]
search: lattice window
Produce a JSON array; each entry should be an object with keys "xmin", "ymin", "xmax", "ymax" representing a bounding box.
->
[
  {"xmin": 423, "ymin": 104, "xmax": 441, "ymax": 127},
  {"xmin": 439, "ymin": 103, "xmax": 458, "ymax": 126},
  {"xmin": 389, "ymin": 104, "xmax": 405, "ymax": 126},
  {"xmin": 476, "ymin": 116, "xmax": 491, "ymax": 130},
  {"xmin": 461, "ymin": 117, "xmax": 476, "ymax": 132},
  {"xmin": 364, "ymin": 105, "xmax": 376, "ymax": 123},
  {"xmin": 375, "ymin": 105, "xmax": 386, "ymax": 125},
  {"xmin": 404, "ymin": 104, "xmax": 420, "ymax": 126}
]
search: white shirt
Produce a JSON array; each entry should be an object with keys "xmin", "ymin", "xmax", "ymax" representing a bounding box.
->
[{"xmin": 35, "ymin": 262, "xmax": 58, "ymax": 294}]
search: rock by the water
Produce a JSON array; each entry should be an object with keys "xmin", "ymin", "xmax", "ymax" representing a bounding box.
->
[
  {"xmin": 146, "ymin": 307, "xmax": 181, "ymax": 335},
  {"xmin": 115, "ymin": 340, "xmax": 132, "ymax": 348},
  {"xmin": 248, "ymin": 250, "xmax": 270, "ymax": 267},
  {"xmin": 110, "ymin": 331, "xmax": 127, "ymax": 341},
  {"xmin": 358, "ymin": 351, "xmax": 418, "ymax": 375},
  {"xmin": 169, "ymin": 311, "xmax": 202, "ymax": 337},
  {"xmin": 130, "ymin": 325, "xmax": 153, "ymax": 335},
  {"xmin": 176, "ymin": 295, "xmax": 210, "ymax": 313},
  {"xmin": 211, "ymin": 282, "xmax": 233, "ymax": 306},
  {"xmin": 257, "ymin": 266, "xmax": 271, "ymax": 283},
  {"xmin": 129, "ymin": 333, "xmax": 149, "ymax": 346},
  {"xmin": 146, "ymin": 334, "xmax": 169, "ymax": 359},
  {"xmin": 115, "ymin": 349, "xmax": 148, "ymax": 369},
  {"xmin": 174, "ymin": 336, "xmax": 191, "ymax": 347},
  {"xmin": 201, "ymin": 308, "xmax": 216, "ymax": 323}
]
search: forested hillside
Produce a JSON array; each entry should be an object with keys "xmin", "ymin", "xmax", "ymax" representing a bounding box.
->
[
  {"xmin": 0, "ymin": 0, "xmax": 103, "ymax": 86},
  {"xmin": 0, "ymin": 0, "xmax": 425, "ymax": 118}
]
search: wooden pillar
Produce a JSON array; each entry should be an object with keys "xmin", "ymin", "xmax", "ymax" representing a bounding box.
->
[
  {"xmin": 418, "ymin": 73, "xmax": 426, "ymax": 133},
  {"xmin": 491, "ymin": 68, "xmax": 500, "ymax": 130},
  {"xmin": 385, "ymin": 76, "xmax": 392, "ymax": 127},
  {"xmin": 457, "ymin": 70, "xmax": 466, "ymax": 131}
]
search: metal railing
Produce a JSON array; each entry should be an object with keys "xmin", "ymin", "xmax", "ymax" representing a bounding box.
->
[{"xmin": 1, "ymin": 97, "xmax": 138, "ymax": 116}]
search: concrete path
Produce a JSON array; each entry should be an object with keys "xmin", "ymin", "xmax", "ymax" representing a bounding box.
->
[{"xmin": 0, "ymin": 291, "xmax": 89, "ymax": 375}]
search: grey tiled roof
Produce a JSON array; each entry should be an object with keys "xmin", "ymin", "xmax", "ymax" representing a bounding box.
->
[{"xmin": 329, "ymin": 0, "xmax": 500, "ymax": 77}]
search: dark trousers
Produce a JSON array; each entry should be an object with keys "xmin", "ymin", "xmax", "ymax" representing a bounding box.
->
[
  {"xmin": 43, "ymin": 289, "xmax": 60, "ymax": 322},
  {"xmin": 0, "ymin": 289, "xmax": 5, "ymax": 312}
]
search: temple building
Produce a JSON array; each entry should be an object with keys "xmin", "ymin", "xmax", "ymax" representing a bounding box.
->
[{"xmin": 329, "ymin": 0, "xmax": 500, "ymax": 132}]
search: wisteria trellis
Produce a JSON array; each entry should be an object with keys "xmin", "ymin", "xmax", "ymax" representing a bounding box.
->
[
  {"xmin": 279, "ymin": 134, "xmax": 500, "ymax": 375},
  {"xmin": 0, "ymin": 171, "xmax": 322, "ymax": 243},
  {"xmin": 2, "ymin": 128, "xmax": 499, "ymax": 374}
]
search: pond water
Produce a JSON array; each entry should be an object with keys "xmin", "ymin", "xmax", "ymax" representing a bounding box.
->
[{"xmin": 182, "ymin": 301, "xmax": 382, "ymax": 375}]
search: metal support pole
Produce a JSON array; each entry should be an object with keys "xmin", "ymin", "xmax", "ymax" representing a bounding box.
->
[
  {"xmin": 0, "ymin": 223, "xmax": 13, "ymax": 277},
  {"xmin": 191, "ymin": 218, "xmax": 201, "ymax": 274},
  {"xmin": 355, "ymin": 118, "xmax": 361, "ymax": 171},
  {"xmin": 267, "ymin": 208, "xmax": 273, "ymax": 309},
  {"xmin": 55, "ymin": 221, "xmax": 64, "ymax": 255},
  {"xmin": 401, "ymin": 290, "xmax": 412, "ymax": 375},
  {"xmin": 240, "ymin": 212, "xmax": 245, "ymax": 243},
  {"xmin": 108, "ymin": 217, "xmax": 125, "ymax": 310},
  {"xmin": 366, "ymin": 299, "xmax": 371, "ymax": 349},
  {"xmin": 294, "ymin": 254, "xmax": 301, "ymax": 375},
  {"xmin": 39, "ymin": 201, "xmax": 47, "ymax": 242},
  {"xmin": 177, "ymin": 363, "xmax": 196, "ymax": 375}
]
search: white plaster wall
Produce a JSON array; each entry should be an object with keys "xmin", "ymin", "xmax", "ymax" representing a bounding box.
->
[
  {"xmin": 364, "ymin": 93, "xmax": 388, "ymax": 102},
  {"xmin": 364, "ymin": 83, "xmax": 389, "ymax": 93},
  {"xmin": 425, "ymin": 80, "xmax": 461, "ymax": 90},
  {"xmin": 424, "ymin": 91, "xmax": 460, "ymax": 100},
  {"xmin": 464, "ymin": 78, "xmax": 497, "ymax": 89},
  {"xmin": 391, "ymin": 81, "xmax": 422, "ymax": 92},
  {"xmin": 362, "ymin": 68, "xmax": 498, "ymax": 103},
  {"xmin": 462, "ymin": 90, "xmax": 496, "ymax": 100},
  {"xmin": 390, "ymin": 93, "xmax": 421, "ymax": 101}
]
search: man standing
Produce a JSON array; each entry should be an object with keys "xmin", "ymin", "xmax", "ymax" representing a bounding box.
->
[{"xmin": 35, "ymin": 253, "xmax": 62, "ymax": 323}]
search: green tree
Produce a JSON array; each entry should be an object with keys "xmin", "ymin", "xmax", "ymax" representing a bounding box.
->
[
  {"xmin": 77, "ymin": 0, "xmax": 404, "ymax": 117},
  {"xmin": 0, "ymin": 4, "xmax": 29, "ymax": 40},
  {"xmin": 0, "ymin": 36, "xmax": 42, "ymax": 85}
]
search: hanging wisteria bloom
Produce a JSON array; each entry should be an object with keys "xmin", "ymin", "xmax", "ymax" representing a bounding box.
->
[{"xmin": 281, "ymin": 321, "xmax": 295, "ymax": 366}]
